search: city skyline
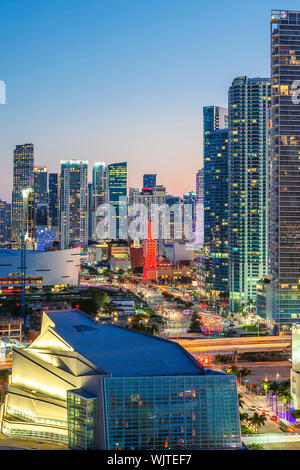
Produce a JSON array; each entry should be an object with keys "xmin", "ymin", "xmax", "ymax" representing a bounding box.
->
[{"xmin": 2, "ymin": 1, "xmax": 300, "ymax": 202}]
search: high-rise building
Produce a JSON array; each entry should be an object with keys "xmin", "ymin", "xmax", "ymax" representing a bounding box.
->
[
  {"xmin": 34, "ymin": 166, "xmax": 48, "ymax": 229},
  {"xmin": 93, "ymin": 162, "xmax": 108, "ymax": 209},
  {"xmin": 92, "ymin": 162, "xmax": 108, "ymax": 239},
  {"xmin": 203, "ymin": 106, "xmax": 228, "ymax": 143},
  {"xmin": 60, "ymin": 160, "xmax": 88, "ymax": 249},
  {"xmin": 204, "ymin": 128, "xmax": 229, "ymax": 298},
  {"xmin": 270, "ymin": 10, "xmax": 300, "ymax": 326},
  {"xmin": 108, "ymin": 162, "xmax": 127, "ymax": 240},
  {"xmin": 143, "ymin": 174, "xmax": 157, "ymax": 189},
  {"xmin": 22, "ymin": 188, "xmax": 35, "ymax": 245},
  {"xmin": 0, "ymin": 200, "xmax": 11, "ymax": 244},
  {"xmin": 203, "ymin": 106, "xmax": 228, "ymax": 296},
  {"xmin": 12, "ymin": 144, "xmax": 34, "ymax": 241},
  {"xmin": 48, "ymin": 173, "xmax": 60, "ymax": 232},
  {"xmin": 88, "ymin": 183, "xmax": 94, "ymax": 241},
  {"xmin": 228, "ymin": 76, "xmax": 271, "ymax": 310},
  {"xmin": 195, "ymin": 169, "xmax": 204, "ymax": 245}
]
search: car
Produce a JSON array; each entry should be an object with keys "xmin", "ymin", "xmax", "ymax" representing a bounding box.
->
[
  {"xmin": 249, "ymin": 405, "xmax": 256, "ymax": 411},
  {"xmin": 271, "ymin": 415, "xmax": 278, "ymax": 421}
]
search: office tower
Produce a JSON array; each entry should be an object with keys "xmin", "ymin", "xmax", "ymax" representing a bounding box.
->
[
  {"xmin": 108, "ymin": 162, "xmax": 127, "ymax": 239},
  {"xmin": 195, "ymin": 169, "xmax": 204, "ymax": 245},
  {"xmin": 0, "ymin": 200, "xmax": 11, "ymax": 244},
  {"xmin": 93, "ymin": 162, "xmax": 107, "ymax": 209},
  {"xmin": 48, "ymin": 173, "xmax": 60, "ymax": 232},
  {"xmin": 270, "ymin": 10, "xmax": 300, "ymax": 326},
  {"xmin": 34, "ymin": 166, "xmax": 48, "ymax": 229},
  {"xmin": 60, "ymin": 160, "xmax": 88, "ymax": 249},
  {"xmin": 2, "ymin": 309, "xmax": 242, "ymax": 449},
  {"xmin": 92, "ymin": 162, "xmax": 108, "ymax": 239},
  {"xmin": 143, "ymin": 173, "xmax": 157, "ymax": 189},
  {"xmin": 228, "ymin": 76, "xmax": 271, "ymax": 310},
  {"xmin": 12, "ymin": 144, "xmax": 34, "ymax": 241},
  {"xmin": 204, "ymin": 128, "xmax": 229, "ymax": 298}
]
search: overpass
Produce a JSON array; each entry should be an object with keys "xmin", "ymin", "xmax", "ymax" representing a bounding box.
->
[{"xmin": 173, "ymin": 336, "xmax": 291, "ymax": 361}]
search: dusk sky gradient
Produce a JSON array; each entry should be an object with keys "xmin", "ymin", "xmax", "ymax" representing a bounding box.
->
[{"xmin": 1, "ymin": 0, "xmax": 299, "ymax": 201}]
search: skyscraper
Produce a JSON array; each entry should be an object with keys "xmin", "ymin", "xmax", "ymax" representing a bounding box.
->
[
  {"xmin": 203, "ymin": 106, "xmax": 228, "ymax": 144},
  {"xmin": 203, "ymin": 106, "xmax": 228, "ymax": 296},
  {"xmin": 228, "ymin": 76, "xmax": 271, "ymax": 310},
  {"xmin": 60, "ymin": 160, "xmax": 88, "ymax": 249},
  {"xmin": 143, "ymin": 174, "xmax": 157, "ymax": 189},
  {"xmin": 195, "ymin": 169, "xmax": 204, "ymax": 245},
  {"xmin": 12, "ymin": 144, "xmax": 34, "ymax": 241},
  {"xmin": 270, "ymin": 10, "xmax": 300, "ymax": 326},
  {"xmin": 204, "ymin": 128, "xmax": 229, "ymax": 298},
  {"xmin": 34, "ymin": 166, "xmax": 48, "ymax": 229},
  {"xmin": 0, "ymin": 200, "xmax": 11, "ymax": 244},
  {"xmin": 108, "ymin": 162, "xmax": 127, "ymax": 239},
  {"xmin": 92, "ymin": 162, "xmax": 108, "ymax": 239},
  {"xmin": 48, "ymin": 173, "xmax": 60, "ymax": 232},
  {"xmin": 22, "ymin": 188, "xmax": 35, "ymax": 244}
]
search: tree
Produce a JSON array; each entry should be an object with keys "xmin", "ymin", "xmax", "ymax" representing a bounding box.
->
[
  {"xmin": 215, "ymin": 354, "xmax": 228, "ymax": 364},
  {"xmin": 240, "ymin": 412, "xmax": 250, "ymax": 423},
  {"xmin": 238, "ymin": 393, "xmax": 245, "ymax": 409},
  {"xmin": 268, "ymin": 381, "xmax": 281, "ymax": 414},
  {"xmin": 291, "ymin": 410, "xmax": 300, "ymax": 422},
  {"xmin": 188, "ymin": 312, "xmax": 203, "ymax": 333},
  {"xmin": 248, "ymin": 443, "xmax": 264, "ymax": 450},
  {"xmin": 249, "ymin": 412, "xmax": 267, "ymax": 431},
  {"xmin": 240, "ymin": 367, "xmax": 252, "ymax": 380}
]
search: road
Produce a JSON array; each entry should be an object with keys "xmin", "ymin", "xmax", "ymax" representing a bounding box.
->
[{"xmin": 238, "ymin": 387, "xmax": 281, "ymax": 433}]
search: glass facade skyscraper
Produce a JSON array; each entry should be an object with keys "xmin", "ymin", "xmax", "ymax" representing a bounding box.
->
[
  {"xmin": 270, "ymin": 10, "xmax": 300, "ymax": 326},
  {"xmin": 204, "ymin": 128, "xmax": 229, "ymax": 297},
  {"xmin": 60, "ymin": 160, "xmax": 88, "ymax": 249},
  {"xmin": 228, "ymin": 76, "xmax": 270, "ymax": 310},
  {"xmin": 92, "ymin": 162, "xmax": 108, "ymax": 239},
  {"xmin": 108, "ymin": 162, "xmax": 127, "ymax": 239},
  {"xmin": 12, "ymin": 144, "xmax": 34, "ymax": 242}
]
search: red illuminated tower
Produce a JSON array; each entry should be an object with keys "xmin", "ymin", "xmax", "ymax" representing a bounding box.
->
[{"xmin": 143, "ymin": 220, "xmax": 157, "ymax": 282}]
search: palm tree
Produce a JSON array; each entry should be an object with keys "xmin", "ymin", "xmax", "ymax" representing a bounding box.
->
[
  {"xmin": 240, "ymin": 411, "xmax": 250, "ymax": 423},
  {"xmin": 238, "ymin": 393, "xmax": 245, "ymax": 409},
  {"xmin": 269, "ymin": 381, "xmax": 281, "ymax": 414},
  {"xmin": 240, "ymin": 367, "xmax": 252, "ymax": 379},
  {"xmin": 250, "ymin": 412, "xmax": 267, "ymax": 432}
]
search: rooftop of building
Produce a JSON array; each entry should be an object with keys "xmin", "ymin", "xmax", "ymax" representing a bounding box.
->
[{"xmin": 44, "ymin": 309, "xmax": 204, "ymax": 378}]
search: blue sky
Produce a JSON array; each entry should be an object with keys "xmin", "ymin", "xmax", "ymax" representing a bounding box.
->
[{"xmin": 0, "ymin": 0, "xmax": 299, "ymax": 201}]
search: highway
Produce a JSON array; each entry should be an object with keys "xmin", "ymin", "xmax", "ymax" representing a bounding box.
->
[{"xmin": 173, "ymin": 336, "xmax": 291, "ymax": 355}]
